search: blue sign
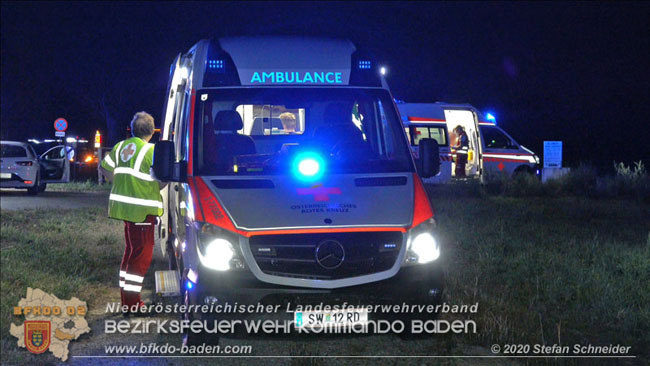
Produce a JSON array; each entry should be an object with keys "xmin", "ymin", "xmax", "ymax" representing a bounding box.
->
[
  {"xmin": 250, "ymin": 71, "xmax": 343, "ymax": 84},
  {"xmin": 543, "ymin": 141, "xmax": 562, "ymax": 168},
  {"xmin": 54, "ymin": 118, "xmax": 68, "ymax": 132}
]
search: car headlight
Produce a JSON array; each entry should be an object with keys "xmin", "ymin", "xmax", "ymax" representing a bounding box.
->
[
  {"xmin": 197, "ymin": 223, "xmax": 245, "ymax": 271},
  {"xmin": 406, "ymin": 219, "xmax": 440, "ymax": 264}
]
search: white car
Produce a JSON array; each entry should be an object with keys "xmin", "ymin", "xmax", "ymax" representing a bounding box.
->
[{"xmin": 1, "ymin": 141, "xmax": 70, "ymax": 195}]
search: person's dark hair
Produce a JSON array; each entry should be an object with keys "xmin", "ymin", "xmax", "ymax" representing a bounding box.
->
[{"xmin": 130, "ymin": 111, "xmax": 155, "ymax": 138}]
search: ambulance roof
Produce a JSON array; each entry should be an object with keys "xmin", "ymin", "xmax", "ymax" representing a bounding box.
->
[
  {"xmin": 190, "ymin": 36, "xmax": 383, "ymax": 88},
  {"xmin": 220, "ymin": 36, "xmax": 356, "ymax": 71},
  {"xmin": 397, "ymin": 102, "xmax": 494, "ymax": 125}
]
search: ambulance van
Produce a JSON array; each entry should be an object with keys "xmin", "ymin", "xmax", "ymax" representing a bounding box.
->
[
  {"xmin": 152, "ymin": 37, "xmax": 444, "ymax": 344},
  {"xmin": 397, "ymin": 102, "xmax": 540, "ymax": 183}
]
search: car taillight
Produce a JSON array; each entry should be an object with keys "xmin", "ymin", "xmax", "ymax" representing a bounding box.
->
[{"xmin": 16, "ymin": 161, "xmax": 33, "ymax": 166}]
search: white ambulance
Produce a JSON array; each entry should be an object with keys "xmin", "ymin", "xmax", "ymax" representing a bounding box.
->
[
  {"xmin": 397, "ymin": 102, "xmax": 540, "ymax": 183},
  {"xmin": 153, "ymin": 37, "xmax": 444, "ymax": 344}
]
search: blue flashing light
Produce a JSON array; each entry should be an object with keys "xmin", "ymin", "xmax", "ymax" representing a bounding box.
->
[
  {"xmin": 358, "ymin": 60, "xmax": 371, "ymax": 70},
  {"xmin": 208, "ymin": 59, "xmax": 224, "ymax": 69},
  {"xmin": 486, "ymin": 112, "xmax": 496, "ymax": 122},
  {"xmin": 292, "ymin": 152, "xmax": 325, "ymax": 181},
  {"xmin": 186, "ymin": 281, "xmax": 194, "ymax": 290}
]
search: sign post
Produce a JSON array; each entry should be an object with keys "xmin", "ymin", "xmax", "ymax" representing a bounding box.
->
[
  {"xmin": 543, "ymin": 141, "xmax": 562, "ymax": 168},
  {"xmin": 54, "ymin": 117, "xmax": 71, "ymax": 181},
  {"xmin": 95, "ymin": 131, "xmax": 104, "ymax": 184},
  {"xmin": 542, "ymin": 141, "xmax": 569, "ymax": 182},
  {"xmin": 54, "ymin": 118, "xmax": 68, "ymax": 135}
]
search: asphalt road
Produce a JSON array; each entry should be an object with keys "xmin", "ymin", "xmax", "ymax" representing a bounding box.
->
[{"xmin": 0, "ymin": 190, "xmax": 109, "ymax": 210}]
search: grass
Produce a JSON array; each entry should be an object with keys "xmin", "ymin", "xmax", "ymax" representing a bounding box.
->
[
  {"xmin": 45, "ymin": 180, "xmax": 111, "ymax": 192},
  {"xmin": 0, "ymin": 207, "xmax": 123, "ymax": 362},
  {"xmin": 428, "ymin": 185, "xmax": 650, "ymax": 362},
  {"xmin": 1, "ymin": 189, "xmax": 648, "ymax": 364}
]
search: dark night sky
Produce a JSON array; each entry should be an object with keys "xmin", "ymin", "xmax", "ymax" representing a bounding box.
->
[{"xmin": 2, "ymin": 1, "xmax": 649, "ymax": 170}]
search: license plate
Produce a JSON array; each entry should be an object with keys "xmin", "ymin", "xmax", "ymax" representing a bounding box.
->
[
  {"xmin": 0, "ymin": 173, "xmax": 11, "ymax": 179},
  {"xmin": 294, "ymin": 309, "xmax": 368, "ymax": 329}
]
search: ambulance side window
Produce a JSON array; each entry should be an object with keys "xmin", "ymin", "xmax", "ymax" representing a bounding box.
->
[
  {"xmin": 481, "ymin": 126, "xmax": 515, "ymax": 149},
  {"xmin": 411, "ymin": 126, "xmax": 447, "ymax": 147}
]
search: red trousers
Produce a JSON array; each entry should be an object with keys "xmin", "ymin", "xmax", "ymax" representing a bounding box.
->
[{"xmin": 119, "ymin": 215, "xmax": 156, "ymax": 307}]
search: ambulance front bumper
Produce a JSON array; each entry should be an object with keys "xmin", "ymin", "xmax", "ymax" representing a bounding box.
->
[{"xmin": 191, "ymin": 262, "xmax": 444, "ymax": 323}]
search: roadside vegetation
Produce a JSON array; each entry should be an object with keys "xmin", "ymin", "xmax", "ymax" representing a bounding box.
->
[
  {"xmin": 477, "ymin": 161, "xmax": 650, "ymax": 202},
  {"xmin": 45, "ymin": 180, "xmax": 111, "ymax": 192}
]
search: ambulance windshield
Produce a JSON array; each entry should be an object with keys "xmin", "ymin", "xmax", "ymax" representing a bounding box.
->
[{"xmin": 194, "ymin": 88, "xmax": 414, "ymax": 176}]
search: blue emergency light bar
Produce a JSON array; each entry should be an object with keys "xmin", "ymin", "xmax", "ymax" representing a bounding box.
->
[
  {"xmin": 486, "ymin": 113, "xmax": 496, "ymax": 123},
  {"xmin": 358, "ymin": 60, "xmax": 371, "ymax": 69}
]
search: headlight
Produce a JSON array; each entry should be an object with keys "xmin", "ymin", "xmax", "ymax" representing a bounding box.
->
[
  {"xmin": 198, "ymin": 238, "xmax": 235, "ymax": 271},
  {"xmin": 197, "ymin": 223, "xmax": 245, "ymax": 271},
  {"xmin": 406, "ymin": 219, "xmax": 441, "ymax": 264},
  {"xmin": 410, "ymin": 233, "xmax": 440, "ymax": 263}
]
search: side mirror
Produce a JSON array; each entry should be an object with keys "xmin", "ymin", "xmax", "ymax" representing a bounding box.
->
[
  {"xmin": 418, "ymin": 138, "xmax": 440, "ymax": 178},
  {"xmin": 153, "ymin": 141, "xmax": 185, "ymax": 182}
]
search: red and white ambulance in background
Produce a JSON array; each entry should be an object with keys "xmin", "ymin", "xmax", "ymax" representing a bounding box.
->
[{"xmin": 397, "ymin": 102, "xmax": 540, "ymax": 183}]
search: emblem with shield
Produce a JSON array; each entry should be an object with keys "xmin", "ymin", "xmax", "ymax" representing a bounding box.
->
[{"xmin": 25, "ymin": 321, "xmax": 51, "ymax": 354}]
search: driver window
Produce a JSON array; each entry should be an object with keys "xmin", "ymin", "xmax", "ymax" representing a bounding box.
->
[
  {"xmin": 44, "ymin": 146, "xmax": 64, "ymax": 160},
  {"xmin": 481, "ymin": 126, "xmax": 514, "ymax": 149}
]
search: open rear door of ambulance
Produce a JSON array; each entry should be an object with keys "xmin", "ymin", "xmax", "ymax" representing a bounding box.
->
[{"xmin": 444, "ymin": 108, "xmax": 483, "ymax": 179}]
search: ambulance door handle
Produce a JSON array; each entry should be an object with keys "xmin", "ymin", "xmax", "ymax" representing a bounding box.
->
[{"xmin": 174, "ymin": 184, "xmax": 179, "ymax": 191}]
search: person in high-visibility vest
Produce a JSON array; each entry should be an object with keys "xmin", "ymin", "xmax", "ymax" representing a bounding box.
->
[
  {"xmin": 99, "ymin": 111, "xmax": 164, "ymax": 311},
  {"xmin": 452, "ymin": 125, "xmax": 469, "ymax": 178}
]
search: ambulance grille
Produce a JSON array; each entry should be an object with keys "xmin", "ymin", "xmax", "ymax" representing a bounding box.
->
[{"xmin": 249, "ymin": 232, "xmax": 403, "ymax": 280}]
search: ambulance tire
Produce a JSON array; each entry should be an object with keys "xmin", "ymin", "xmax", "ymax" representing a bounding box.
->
[
  {"xmin": 513, "ymin": 165, "xmax": 534, "ymax": 177},
  {"xmin": 38, "ymin": 183, "xmax": 47, "ymax": 192},
  {"xmin": 181, "ymin": 288, "xmax": 220, "ymax": 346}
]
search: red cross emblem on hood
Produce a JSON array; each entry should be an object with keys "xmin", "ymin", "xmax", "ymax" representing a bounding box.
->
[{"xmin": 297, "ymin": 184, "xmax": 341, "ymax": 202}]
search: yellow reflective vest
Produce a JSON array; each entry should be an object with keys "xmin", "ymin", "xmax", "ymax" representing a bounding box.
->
[{"xmin": 100, "ymin": 137, "xmax": 163, "ymax": 222}]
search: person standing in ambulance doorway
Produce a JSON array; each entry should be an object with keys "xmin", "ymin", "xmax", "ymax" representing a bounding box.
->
[
  {"xmin": 99, "ymin": 111, "xmax": 164, "ymax": 312},
  {"xmin": 453, "ymin": 125, "xmax": 469, "ymax": 178}
]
